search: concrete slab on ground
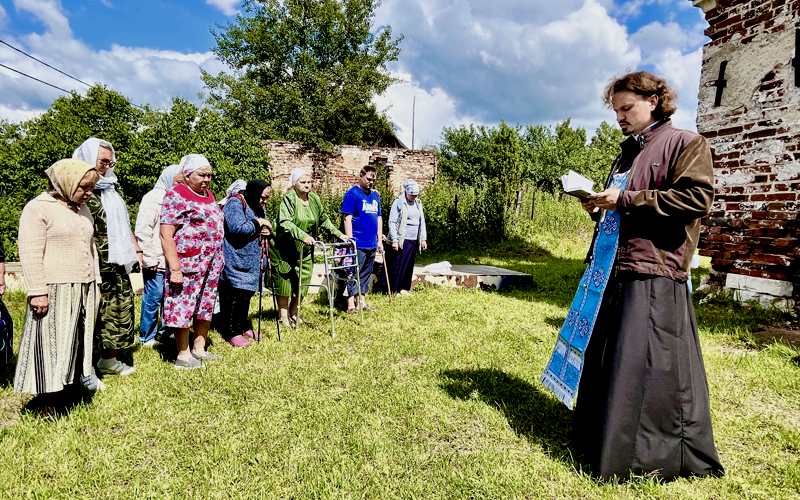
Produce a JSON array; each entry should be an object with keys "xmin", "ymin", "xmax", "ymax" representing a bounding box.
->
[{"xmin": 412, "ymin": 264, "xmax": 531, "ymax": 291}]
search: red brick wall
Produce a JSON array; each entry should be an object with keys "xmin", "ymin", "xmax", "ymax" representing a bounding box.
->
[
  {"xmin": 267, "ymin": 141, "xmax": 437, "ymax": 196},
  {"xmin": 695, "ymin": 0, "xmax": 799, "ymax": 297}
]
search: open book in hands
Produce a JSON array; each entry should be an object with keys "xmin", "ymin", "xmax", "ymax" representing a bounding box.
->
[{"xmin": 560, "ymin": 170, "xmax": 596, "ymax": 200}]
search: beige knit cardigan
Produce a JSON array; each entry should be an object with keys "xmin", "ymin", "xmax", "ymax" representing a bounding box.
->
[{"xmin": 18, "ymin": 193, "xmax": 101, "ymax": 297}]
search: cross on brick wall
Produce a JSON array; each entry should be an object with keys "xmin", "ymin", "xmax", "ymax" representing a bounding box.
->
[
  {"xmin": 712, "ymin": 60, "xmax": 728, "ymax": 107},
  {"xmin": 793, "ymin": 28, "xmax": 799, "ymax": 87}
]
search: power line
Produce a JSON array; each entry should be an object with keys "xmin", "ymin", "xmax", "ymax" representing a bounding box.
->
[
  {"xmin": 0, "ymin": 62, "xmax": 74, "ymax": 94},
  {"xmin": 0, "ymin": 39, "xmax": 155, "ymax": 112},
  {"xmin": 0, "ymin": 39, "xmax": 92, "ymax": 88},
  {"xmin": 0, "ymin": 61, "xmax": 148, "ymax": 111}
]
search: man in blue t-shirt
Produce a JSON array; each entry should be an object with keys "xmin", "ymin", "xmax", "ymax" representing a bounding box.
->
[{"xmin": 341, "ymin": 165, "xmax": 383, "ymax": 312}]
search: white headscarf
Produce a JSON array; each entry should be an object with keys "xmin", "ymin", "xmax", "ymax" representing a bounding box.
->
[
  {"xmin": 403, "ymin": 179, "xmax": 420, "ymax": 196},
  {"xmin": 289, "ymin": 168, "xmax": 308, "ymax": 187},
  {"xmin": 72, "ymin": 137, "xmax": 138, "ymax": 272},
  {"xmin": 179, "ymin": 153, "xmax": 211, "ymax": 176},
  {"xmin": 220, "ymin": 179, "xmax": 247, "ymax": 206},
  {"xmin": 155, "ymin": 164, "xmax": 180, "ymax": 192}
]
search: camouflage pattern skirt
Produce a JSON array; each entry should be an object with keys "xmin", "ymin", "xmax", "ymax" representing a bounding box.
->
[{"xmin": 96, "ymin": 266, "xmax": 136, "ymax": 352}]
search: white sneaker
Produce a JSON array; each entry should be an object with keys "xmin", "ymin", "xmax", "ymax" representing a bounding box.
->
[
  {"xmin": 80, "ymin": 370, "xmax": 106, "ymax": 391},
  {"xmin": 97, "ymin": 357, "xmax": 136, "ymax": 376},
  {"xmin": 399, "ymin": 290, "xmax": 411, "ymax": 296}
]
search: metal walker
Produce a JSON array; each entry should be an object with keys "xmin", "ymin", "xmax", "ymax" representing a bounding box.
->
[{"xmin": 311, "ymin": 239, "xmax": 363, "ymax": 337}]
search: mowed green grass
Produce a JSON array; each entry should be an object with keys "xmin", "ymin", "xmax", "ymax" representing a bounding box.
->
[{"xmin": 0, "ymin": 232, "xmax": 798, "ymax": 498}]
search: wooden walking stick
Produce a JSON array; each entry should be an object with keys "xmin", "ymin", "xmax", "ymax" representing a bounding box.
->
[
  {"xmin": 379, "ymin": 241, "xmax": 393, "ymax": 300},
  {"xmin": 258, "ymin": 235, "xmax": 281, "ymax": 341},
  {"xmin": 264, "ymin": 237, "xmax": 281, "ymax": 341},
  {"xmin": 257, "ymin": 237, "xmax": 265, "ymax": 342},
  {"xmin": 295, "ymin": 244, "xmax": 304, "ymax": 326}
]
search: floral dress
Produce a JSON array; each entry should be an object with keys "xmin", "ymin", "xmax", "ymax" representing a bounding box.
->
[{"xmin": 160, "ymin": 183, "xmax": 225, "ymax": 328}]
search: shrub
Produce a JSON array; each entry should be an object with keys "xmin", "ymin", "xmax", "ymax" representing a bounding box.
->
[
  {"xmin": 508, "ymin": 190, "xmax": 594, "ymax": 239},
  {"xmin": 418, "ymin": 179, "xmax": 505, "ymax": 251}
]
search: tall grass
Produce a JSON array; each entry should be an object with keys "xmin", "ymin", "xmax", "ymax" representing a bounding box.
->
[{"xmin": 508, "ymin": 190, "xmax": 593, "ymax": 239}]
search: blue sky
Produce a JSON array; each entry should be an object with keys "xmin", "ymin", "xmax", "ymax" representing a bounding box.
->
[{"xmin": 0, "ymin": 0, "xmax": 708, "ymax": 146}]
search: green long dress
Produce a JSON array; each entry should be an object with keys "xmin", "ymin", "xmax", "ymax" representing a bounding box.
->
[
  {"xmin": 271, "ymin": 189, "xmax": 343, "ymax": 299},
  {"xmin": 87, "ymin": 196, "xmax": 136, "ymax": 352}
]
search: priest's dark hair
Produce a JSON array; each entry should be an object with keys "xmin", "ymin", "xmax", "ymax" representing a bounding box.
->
[{"xmin": 603, "ymin": 71, "xmax": 678, "ymax": 120}]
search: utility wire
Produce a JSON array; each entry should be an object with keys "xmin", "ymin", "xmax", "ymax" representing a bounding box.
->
[
  {"xmin": 1, "ymin": 39, "xmax": 92, "ymax": 88},
  {"xmin": 0, "ymin": 62, "xmax": 73, "ymax": 94},
  {"xmin": 0, "ymin": 60, "xmax": 148, "ymax": 111},
  {"xmin": 0, "ymin": 40, "xmax": 152, "ymax": 111}
]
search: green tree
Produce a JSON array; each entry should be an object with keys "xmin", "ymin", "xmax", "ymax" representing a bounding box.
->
[
  {"xmin": 204, "ymin": 0, "xmax": 402, "ymax": 151},
  {"xmin": 487, "ymin": 122, "xmax": 523, "ymax": 210},
  {"xmin": 437, "ymin": 125, "xmax": 492, "ymax": 184},
  {"xmin": 521, "ymin": 124, "xmax": 557, "ymax": 193},
  {"xmin": 0, "ymin": 88, "xmax": 272, "ymax": 260},
  {"xmin": 0, "ymin": 86, "xmax": 141, "ymax": 259},
  {"xmin": 123, "ymin": 99, "xmax": 271, "ymax": 204},
  {"xmin": 586, "ymin": 121, "xmax": 624, "ymax": 184}
]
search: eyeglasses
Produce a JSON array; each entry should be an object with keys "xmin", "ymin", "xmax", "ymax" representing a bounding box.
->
[{"xmin": 98, "ymin": 159, "xmax": 116, "ymax": 169}]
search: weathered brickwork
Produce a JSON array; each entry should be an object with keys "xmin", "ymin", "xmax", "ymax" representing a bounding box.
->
[
  {"xmin": 693, "ymin": 0, "xmax": 799, "ymax": 307},
  {"xmin": 267, "ymin": 141, "xmax": 437, "ymax": 195}
]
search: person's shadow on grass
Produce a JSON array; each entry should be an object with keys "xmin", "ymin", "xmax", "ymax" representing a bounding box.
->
[
  {"xmin": 22, "ymin": 386, "xmax": 95, "ymax": 420},
  {"xmin": 438, "ymin": 368, "xmax": 581, "ymax": 467}
]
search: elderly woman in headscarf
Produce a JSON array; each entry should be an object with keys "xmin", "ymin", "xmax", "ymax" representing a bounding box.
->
[
  {"xmin": 14, "ymin": 159, "xmax": 104, "ymax": 393},
  {"xmin": 387, "ymin": 179, "xmax": 428, "ymax": 295},
  {"xmin": 73, "ymin": 137, "xmax": 140, "ymax": 379},
  {"xmin": 215, "ymin": 179, "xmax": 273, "ymax": 347},
  {"xmin": 272, "ymin": 168, "xmax": 347, "ymax": 327},
  {"xmin": 134, "ymin": 164, "xmax": 180, "ymax": 347},
  {"xmin": 160, "ymin": 154, "xmax": 225, "ymax": 369}
]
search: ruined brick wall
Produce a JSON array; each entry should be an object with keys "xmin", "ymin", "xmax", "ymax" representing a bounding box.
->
[
  {"xmin": 694, "ymin": 0, "xmax": 799, "ymax": 307},
  {"xmin": 267, "ymin": 141, "xmax": 437, "ymax": 196}
]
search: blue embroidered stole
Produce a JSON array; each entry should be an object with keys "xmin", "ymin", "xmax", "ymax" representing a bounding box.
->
[{"xmin": 541, "ymin": 169, "xmax": 631, "ymax": 409}]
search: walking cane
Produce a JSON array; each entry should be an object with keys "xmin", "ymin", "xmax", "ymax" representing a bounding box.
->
[
  {"xmin": 379, "ymin": 241, "xmax": 393, "ymax": 300},
  {"xmin": 296, "ymin": 244, "xmax": 304, "ymax": 326},
  {"xmin": 263, "ymin": 237, "xmax": 281, "ymax": 341},
  {"xmin": 257, "ymin": 237, "xmax": 265, "ymax": 342}
]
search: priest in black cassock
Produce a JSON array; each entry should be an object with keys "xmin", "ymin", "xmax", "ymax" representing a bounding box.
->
[{"xmin": 575, "ymin": 71, "xmax": 725, "ymax": 481}]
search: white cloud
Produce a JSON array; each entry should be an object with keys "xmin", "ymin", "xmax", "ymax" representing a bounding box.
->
[
  {"xmin": 614, "ymin": 0, "xmax": 693, "ymax": 19},
  {"xmin": 374, "ymin": 70, "xmax": 480, "ymax": 148},
  {"xmin": 0, "ymin": 1, "xmax": 223, "ymax": 121},
  {"xmin": 631, "ymin": 21, "xmax": 705, "ymax": 62},
  {"xmin": 1, "ymin": 0, "xmax": 707, "ymax": 144},
  {"xmin": 630, "ymin": 20, "xmax": 706, "ymax": 131},
  {"xmin": 653, "ymin": 47, "xmax": 703, "ymax": 131},
  {"xmin": 13, "ymin": 0, "xmax": 70, "ymax": 36},
  {"xmin": 206, "ymin": 0, "xmax": 239, "ymax": 16},
  {"xmin": 374, "ymin": 0, "xmax": 706, "ymax": 142},
  {"xmin": 376, "ymin": 0, "xmax": 641, "ymax": 131},
  {"xmin": 0, "ymin": 104, "xmax": 45, "ymax": 123},
  {"xmin": 0, "ymin": 4, "xmax": 7, "ymax": 25}
]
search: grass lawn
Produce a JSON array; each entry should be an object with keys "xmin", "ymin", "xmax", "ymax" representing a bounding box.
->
[{"xmin": 0, "ymin": 231, "xmax": 798, "ymax": 498}]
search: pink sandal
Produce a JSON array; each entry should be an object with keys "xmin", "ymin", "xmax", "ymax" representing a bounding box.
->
[
  {"xmin": 226, "ymin": 334, "xmax": 252, "ymax": 348},
  {"xmin": 242, "ymin": 330, "xmax": 256, "ymax": 340}
]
